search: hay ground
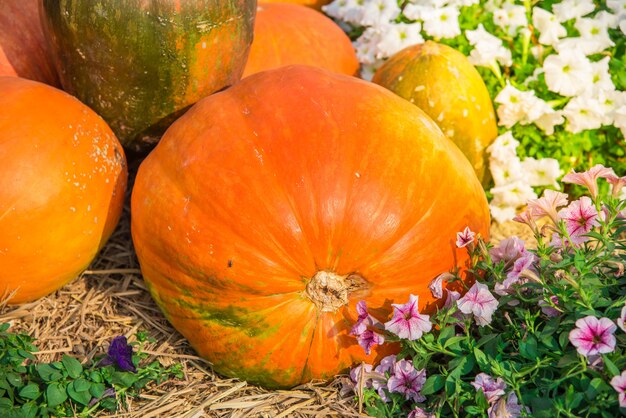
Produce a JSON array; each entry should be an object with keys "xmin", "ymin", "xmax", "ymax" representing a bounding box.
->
[{"xmin": 0, "ymin": 165, "xmax": 534, "ymax": 417}]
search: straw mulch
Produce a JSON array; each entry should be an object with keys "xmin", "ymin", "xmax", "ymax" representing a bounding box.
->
[{"xmin": 0, "ymin": 165, "xmax": 535, "ymax": 417}]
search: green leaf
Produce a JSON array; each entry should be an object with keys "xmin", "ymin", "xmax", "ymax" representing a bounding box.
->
[
  {"xmin": 603, "ymin": 355, "xmax": 621, "ymax": 377},
  {"xmin": 111, "ymin": 371, "xmax": 138, "ymax": 388},
  {"xmin": 73, "ymin": 378, "xmax": 91, "ymax": 393},
  {"xmin": 585, "ymin": 378, "xmax": 610, "ymax": 400},
  {"xmin": 18, "ymin": 384, "xmax": 40, "ymax": 400},
  {"xmin": 421, "ymin": 374, "xmax": 445, "ymax": 396},
  {"xmin": 36, "ymin": 364, "xmax": 63, "ymax": 382},
  {"xmin": 5, "ymin": 373, "xmax": 21, "ymax": 387},
  {"xmin": 46, "ymin": 382, "xmax": 67, "ymax": 408},
  {"xmin": 520, "ymin": 335, "xmax": 538, "ymax": 360},
  {"xmin": 444, "ymin": 336, "xmax": 467, "ymax": 350},
  {"xmin": 473, "ymin": 347, "xmax": 490, "ymax": 371},
  {"xmin": 67, "ymin": 381, "xmax": 92, "ymax": 406},
  {"xmin": 61, "ymin": 355, "xmax": 83, "ymax": 379},
  {"xmin": 89, "ymin": 383, "xmax": 106, "ymax": 399},
  {"xmin": 19, "ymin": 402, "xmax": 38, "ymax": 418},
  {"xmin": 100, "ymin": 397, "xmax": 118, "ymax": 411},
  {"xmin": 438, "ymin": 326, "xmax": 456, "ymax": 344}
]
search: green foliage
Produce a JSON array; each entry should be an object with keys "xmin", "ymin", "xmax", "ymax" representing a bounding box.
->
[
  {"xmin": 347, "ymin": 184, "xmax": 626, "ymax": 416},
  {"xmin": 0, "ymin": 326, "xmax": 183, "ymax": 417}
]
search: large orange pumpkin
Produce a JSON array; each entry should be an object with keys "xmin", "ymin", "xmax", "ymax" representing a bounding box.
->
[
  {"xmin": 0, "ymin": 77, "xmax": 127, "ymax": 304},
  {"xmin": 0, "ymin": 0, "xmax": 59, "ymax": 86},
  {"xmin": 242, "ymin": 3, "xmax": 359, "ymax": 78},
  {"xmin": 131, "ymin": 65, "xmax": 490, "ymax": 388},
  {"xmin": 372, "ymin": 41, "xmax": 498, "ymax": 185}
]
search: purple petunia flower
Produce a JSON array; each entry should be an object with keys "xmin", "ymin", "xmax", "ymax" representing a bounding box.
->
[
  {"xmin": 617, "ymin": 302, "xmax": 626, "ymax": 333},
  {"xmin": 487, "ymin": 392, "xmax": 528, "ymax": 418},
  {"xmin": 408, "ymin": 406, "xmax": 435, "ymax": 418},
  {"xmin": 387, "ymin": 359, "xmax": 426, "ymax": 403},
  {"xmin": 429, "ymin": 272, "xmax": 454, "ymax": 299},
  {"xmin": 489, "ymin": 237, "xmax": 527, "ymax": 265},
  {"xmin": 471, "ymin": 373, "xmax": 507, "ymax": 404},
  {"xmin": 99, "ymin": 336, "xmax": 137, "ymax": 373},
  {"xmin": 350, "ymin": 300, "xmax": 376, "ymax": 336},
  {"xmin": 356, "ymin": 330, "xmax": 385, "ymax": 355},
  {"xmin": 538, "ymin": 295, "xmax": 561, "ymax": 317},
  {"xmin": 384, "ymin": 294, "xmax": 432, "ymax": 340},
  {"xmin": 569, "ymin": 316, "xmax": 617, "ymax": 357}
]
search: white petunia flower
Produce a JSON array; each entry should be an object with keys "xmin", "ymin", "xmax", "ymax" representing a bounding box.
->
[
  {"xmin": 421, "ymin": 6, "xmax": 462, "ymax": 39},
  {"xmin": 620, "ymin": 20, "xmax": 626, "ymax": 35},
  {"xmin": 613, "ymin": 105, "xmax": 626, "ymax": 138},
  {"xmin": 555, "ymin": 37, "xmax": 614, "ymax": 56},
  {"xmin": 491, "ymin": 181, "xmax": 538, "ymax": 208},
  {"xmin": 487, "ymin": 131, "xmax": 520, "ymax": 162},
  {"xmin": 521, "ymin": 157, "xmax": 562, "ymax": 188},
  {"xmin": 489, "ymin": 203, "xmax": 518, "ymax": 224},
  {"xmin": 353, "ymin": 28, "xmax": 383, "ymax": 66},
  {"xmin": 552, "ymin": 0, "xmax": 595, "ymax": 22},
  {"xmin": 607, "ymin": 0, "xmax": 626, "ymax": 18},
  {"xmin": 489, "ymin": 157, "xmax": 524, "ymax": 186},
  {"xmin": 403, "ymin": 4, "xmax": 430, "ymax": 21},
  {"xmin": 532, "ymin": 7, "xmax": 567, "ymax": 46},
  {"xmin": 493, "ymin": 2, "xmax": 527, "ymax": 35},
  {"xmin": 448, "ymin": 0, "xmax": 479, "ymax": 6},
  {"xmin": 360, "ymin": 0, "xmax": 401, "ymax": 26},
  {"xmin": 533, "ymin": 109, "xmax": 565, "ymax": 135},
  {"xmin": 594, "ymin": 11, "xmax": 619, "ymax": 28},
  {"xmin": 543, "ymin": 50, "xmax": 593, "ymax": 97},
  {"xmin": 569, "ymin": 18, "xmax": 615, "ymax": 53},
  {"xmin": 562, "ymin": 96, "xmax": 605, "ymax": 133},
  {"xmin": 589, "ymin": 56, "xmax": 616, "ymax": 96},
  {"xmin": 494, "ymin": 84, "xmax": 537, "ymax": 128},
  {"xmin": 465, "ymin": 24, "xmax": 512, "ymax": 67},
  {"xmin": 376, "ymin": 22, "xmax": 424, "ymax": 59},
  {"xmin": 322, "ymin": 0, "xmax": 364, "ymax": 25}
]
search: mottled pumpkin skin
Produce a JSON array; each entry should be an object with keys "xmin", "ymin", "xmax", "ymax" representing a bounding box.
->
[
  {"xmin": 0, "ymin": 77, "xmax": 127, "ymax": 304},
  {"xmin": 0, "ymin": 0, "xmax": 59, "ymax": 85},
  {"xmin": 372, "ymin": 41, "xmax": 498, "ymax": 185},
  {"xmin": 131, "ymin": 65, "xmax": 490, "ymax": 388},
  {"xmin": 40, "ymin": 0, "xmax": 256, "ymax": 153},
  {"xmin": 242, "ymin": 3, "xmax": 359, "ymax": 78}
]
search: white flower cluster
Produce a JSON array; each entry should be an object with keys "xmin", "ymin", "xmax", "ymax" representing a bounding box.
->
[
  {"xmin": 323, "ymin": 0, "xmax": 478, "ymax": 78},
  {"xmin": 487, "ymin": 132, "xmax": 562, "ymax": 223},
  {"xmin": 494, "ymin": 1, "xmax": 626, "ymax": 138},
  {"xmin": 323, "ymin": 0, "xmax": 625, "ymax": 223}
]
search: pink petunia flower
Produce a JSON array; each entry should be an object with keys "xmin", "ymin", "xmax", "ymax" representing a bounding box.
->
[
  {"xmin": 606, "ymin": 173, "xmax": 626, "ymax": 198},
  {"xmin": 456, "ymin": 226, "xmax": 476, "ymax": 248},
  {"xmin": 408, "ymin": 407, "xmax": 435, "ymax": 418},
  {"xmin": 512, "ymin": 209, "xmax": 538, "ymax": 232},
  {"xmin": 569, "ymin": 316, "xmax": 617, "ymax": 357},
  {"xmin": 429, "ymin": 272, "xmax": 454, "ymax": 299},
  {"xmin": 350, "ymin": 300, "xmax": 376, "ymax": 336},
  {"xmin": 356, "ymin": 330, "xmax": 385, "ymax": 355},
  {"xmin": 385, "ymin": 294, "xmax": 432, "ymax": 340},
  {"xmin": 489, "ymin": 236, "xmax": 527, "ymax": 265},
  {"xmin": 457, "ymin": 282, "xmax": 499, "ymax": 326},
  {"xmin": 610, "ymin": 370, "xmax": 626, "ymax": 408},
  {"xmin": 506, "ymin": 252, "xmax": 537, "ymax": 282},
  {"xmin": 372, "ymin": 355, "xmax": 397, "ymax": 402},
  {"xmin": 557, "ymin": 196, "xmax": 600, "ymax": 245},
  {"xmin": 562, "ymin": 164, "xmax": 616, "ymax": 199},
  {"xmin": 526, "ymin": 189, "xmax": 569, "ymax": 224},
  {"xmin": 471, "ymin": 373, "xmax": 507, "ymax": 404},
  {"xmin": 617, "ymin": 302, "xmax": 626, "ymax": 333},
  {"xmin": 387, "ymin": 359, "xmax": 426, "ymax": 402},
  {"xmin": 487, "ymin": 392, "xmax": 528, "ymax": 418}
]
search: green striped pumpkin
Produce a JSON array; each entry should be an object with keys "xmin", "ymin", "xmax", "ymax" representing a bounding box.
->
[{"xmin": 41, "ymin": 0, "xmax": 256, "ymax": 153}]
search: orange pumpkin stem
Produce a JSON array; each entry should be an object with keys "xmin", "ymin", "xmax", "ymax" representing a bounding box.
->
[{"xmin": 305, "ymin": 271, "xmax": 367, "ymax": 312}]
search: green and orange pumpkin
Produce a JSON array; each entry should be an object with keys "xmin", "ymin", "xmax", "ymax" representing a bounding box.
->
[
  {"xmin": 40, "ymin": 0, "xmax": 257, "ymax": 153},
  {"xmin": 242, "ymin": 3, "xmax": 359, "ymax": 78},
  {"xmin": 372, "ymin": 41, "xmax": 498, "ymax": 185},
  {"xmin": 131, "ymin": 65, "xmax": 490, "ymax": 388},
  {"xmin": 0, "ymin": 76, "xmax": 127, "ymax": 304}
]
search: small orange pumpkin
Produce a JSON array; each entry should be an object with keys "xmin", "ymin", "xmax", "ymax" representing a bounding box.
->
[
  {"xmin": 131, "ymin": 65, "xmax": 490, "ymax": 388},
  {"xmin": 0, "ymin": 77, "xmax": 127, "ymax": 304},
  {"xmin": 372, "ymin": 41, "xmax": 498, "ymax": 185},
  {"xmin": 242, "ymin": 3, "xmax": 359, "ymax": 78},
  {"xmin": 260, "ymin": 0, "xmax": 332, "ymax": 11},
  {"xmin": 0, "ymin": 0, "xmax": 59, "ymax": 86}
]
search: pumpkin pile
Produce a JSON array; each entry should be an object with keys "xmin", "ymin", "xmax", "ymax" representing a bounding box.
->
[{"xmin": 1, "ymin": 0, "xmax": 492, "ymax": 391}]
